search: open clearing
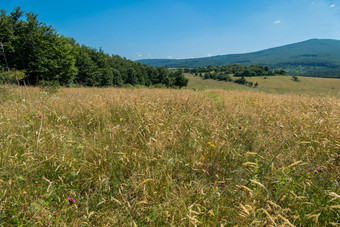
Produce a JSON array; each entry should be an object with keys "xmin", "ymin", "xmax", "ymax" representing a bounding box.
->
[
  {"xmin": 186, "ymin": 73, "xmax": 340, "ymax": 97},
  {"xmin": 0, "ymin": 86, "xmax": 339, "ymax": 225}
]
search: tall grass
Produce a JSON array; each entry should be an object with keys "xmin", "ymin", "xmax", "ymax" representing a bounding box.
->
[{"xmin": 0, "ymin": 86, "xmax": 339, "ymax": 225}]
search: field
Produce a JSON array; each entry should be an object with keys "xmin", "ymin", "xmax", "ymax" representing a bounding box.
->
[
  {"xmin": 0, "ymin": 85, "xmax": 339, "ymax": 226},
  {"xmin": 186, "ymin": 73, "xmax": 340, "ymax": 97}
]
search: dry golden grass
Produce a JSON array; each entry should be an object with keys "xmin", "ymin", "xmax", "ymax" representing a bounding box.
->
[{"xmin": 0, "ymin": 85, "xmax": 339, "ymax": 225}]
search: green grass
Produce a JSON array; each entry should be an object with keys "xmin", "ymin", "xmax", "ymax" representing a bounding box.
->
[
  {"xmin": 185, "ymin": 74, "xmax": 253, "ymax": 91},
  {"xmin": 240, "ymin": 75, "xmax": 340, "ymax": 96},
  {"xmin": 0, "ymin": 85, "xmax": 339, "ymax": 226},
  {"xmin": 186, "ymin": 73, "xmax": 340, "ymax": 97}
]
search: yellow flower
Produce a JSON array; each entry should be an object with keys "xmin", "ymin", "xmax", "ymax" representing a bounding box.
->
[
  {"xmin": 210, "ymin": 144, "xmax": 215, "ymax": 148},
  {"xmin": 207, "ymin": 142, "xmax": 211, "ymax": 145}
]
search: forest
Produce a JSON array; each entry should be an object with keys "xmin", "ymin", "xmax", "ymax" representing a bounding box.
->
[
  {"xmin": 185, "ymin": 64, "xmax": 286, "ymax": 77},
  {"xmin": 0, "ymin": 7, "xmax": 188, "ymax": 88}
]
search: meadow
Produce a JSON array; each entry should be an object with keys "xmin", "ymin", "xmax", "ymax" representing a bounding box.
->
[
  {"xmin": 0, "ymin": 85, "xmax": 339, "ymax": 226},
  {"xmin": 186, "ymin": 73, "xmax": 340, "ymax": 97}
]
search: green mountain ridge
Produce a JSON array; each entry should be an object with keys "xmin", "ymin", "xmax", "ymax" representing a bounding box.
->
[{"xmin": 137, "ymin": 39, "xmax": 340, "ymax": 78}]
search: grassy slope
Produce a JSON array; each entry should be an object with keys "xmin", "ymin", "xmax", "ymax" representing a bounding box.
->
[
  {"xmin": 0, "ymin": 85, "xmax": 339, "ymax": 226},
  {"xmin": 186, "ymin": 73, "xmax": 340, "ymax": 97}
]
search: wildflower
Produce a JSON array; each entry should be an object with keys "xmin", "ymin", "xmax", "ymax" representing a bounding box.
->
[
  {"xmin": 168, "ymin": 137, "xmax": 172, "ymax": 141},
  {"xmin": 22, "ymin": 99, "xmax": 26, "ymax": 102},
  {"xmin": 67, "ymin": 197, "xmax": 76, "ymax": 204},
  {"xmin": 40, "ymin": 104, "xmax": 42, "ymax": 107},
  {"xmin": 226, "ymin": 126, "xmax": 230, "ymax": 130},
  {"xmin": 38, "ymin": 115, "xmax": 42, "ymax": 118},
  {"xmin": 317, "ymin": 167, "xmax": 321, "ymax": 171},
  {"xmin": 207, "ymin": 142, "xmax": 212, "ymax": 145},
  {"xmin": 210, "ymin": 144, "xmax": 215, "ymax": 148},
  {"xmin": 32, "ymin": 101, "xmax": 35, "ymax": 104}
]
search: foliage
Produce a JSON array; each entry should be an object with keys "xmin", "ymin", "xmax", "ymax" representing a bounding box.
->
[
  {"xmin": 234, "ymin": 76, "xmax": 247, "ymax": 84},
  {"xmin": 186, "ymin": 64, "xmax": 286, "ymax": 78},
  {"xmin": 292, "ymin": 76, "xmax": 300, "ymax": 82},
  {"xmin": 0, "ymin": 70, "xmax": 26, "ymax": 84},
  {"xmin": 0, "ymin": 7, "xmax": 187, "ymax": 88}
]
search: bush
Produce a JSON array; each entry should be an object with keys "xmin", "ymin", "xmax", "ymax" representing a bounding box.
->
[
  {"xmin": 151, "ymin": 83, "xmax": 167, "ymax": 89},
  {"xmin": 234, "ymin": 77, "xmax": 247, "ymax": 85},
  {"xmin": 0, "ymin": 70, "xmax": 26, "ymax": 84},
  {"xmin": 292, "ymin": 76, "xmax": 300, "ymax": 82}
]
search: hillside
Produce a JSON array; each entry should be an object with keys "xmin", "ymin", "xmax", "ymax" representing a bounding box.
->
[{"xmin": 138, "ymin": 39, "xmax": 340, "ymax": 78}]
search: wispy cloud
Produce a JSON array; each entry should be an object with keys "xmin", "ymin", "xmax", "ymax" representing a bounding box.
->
[
  {"xmin": 273, "ymin": 20, "xmax": 281, "ymax": 24},
  {"xmin": 167, "ymin": 56, "xmax": 172, "ymax": 59},
  {"xmin": 136, "ymin": 52, "xmax": 142, "ymax": 57},
  {"xmin": 207, "ymin": 53, "xmax": 213, "ymax": 57},
  {"xmin": 330, "ymin": 4, "xmax": 335, "ymax": 7}
]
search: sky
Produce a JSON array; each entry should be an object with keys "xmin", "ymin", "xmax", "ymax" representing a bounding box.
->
[{"xmin": 1, "ymin": 0, "xmax": 340, "ymax": 60}]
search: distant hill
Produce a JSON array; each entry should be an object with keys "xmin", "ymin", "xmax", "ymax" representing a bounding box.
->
[{"xmin": 137, "ymin": 39, "xmax": 340, "ymax": 78}]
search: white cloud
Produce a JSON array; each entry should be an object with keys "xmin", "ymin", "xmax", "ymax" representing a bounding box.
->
[
  {"xmin": 167, "ymin": 56, "xmax": 172, "ymax": 59},
  {"xmin": 136, "ymin": 52, "xmax": 142, "ymax": 57},
  {"xmin": 330, "ymin": 4, "xmax": 335, "ymax": 7},
  {"xmin": 207, "ymin": 53, "xmax": 213, "ymax": 57},
  {"xmin": 273, "ymin": 20, "xmax": 281, "ymax": 24}
]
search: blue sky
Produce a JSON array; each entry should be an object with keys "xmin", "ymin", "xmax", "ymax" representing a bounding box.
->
[{"xmin": 1, "ymin": 0, "xmax": 339, "ymax": 60}]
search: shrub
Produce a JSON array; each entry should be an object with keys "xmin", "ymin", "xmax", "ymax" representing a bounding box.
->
[{"xmin": 0, "ymin": 70, "xmax": 26, "ymax": 84}]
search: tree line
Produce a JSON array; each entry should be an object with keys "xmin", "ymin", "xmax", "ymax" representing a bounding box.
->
[
  {"xmin": 184, "ymin": 64, "xmax": 286, "ymax": 77},
  {"xmin": 0, "ymin": 7, "xmax": 188, "ymax": 88}
]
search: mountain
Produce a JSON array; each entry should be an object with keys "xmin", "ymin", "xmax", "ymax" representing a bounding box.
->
[{"xmin": 137, "ymin": 39, "xmax": 340, "ymax": 78}]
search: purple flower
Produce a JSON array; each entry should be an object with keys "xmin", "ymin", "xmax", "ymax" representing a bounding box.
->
[
  {"xmin": 38, "ymin": 115, "xmax": 42, "ymax": 118},
  {"xmin": 67, "ymin": 197, "xmax": 76, "ymax": 204}
]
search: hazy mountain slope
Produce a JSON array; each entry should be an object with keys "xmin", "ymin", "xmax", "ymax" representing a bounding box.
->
[{"xmin": 138, "ymin": 39, "xmax": 340, "ymax": 78}]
